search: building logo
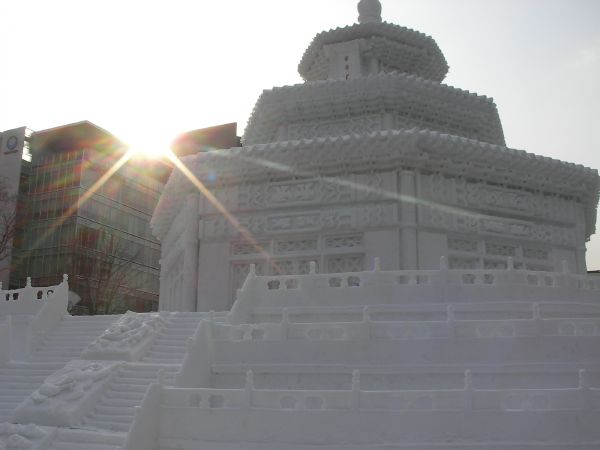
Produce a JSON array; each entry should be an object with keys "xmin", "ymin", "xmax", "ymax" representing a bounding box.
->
[{"xmin": 6, "ymin": 135, "xmax": 18, "ymax": 151}]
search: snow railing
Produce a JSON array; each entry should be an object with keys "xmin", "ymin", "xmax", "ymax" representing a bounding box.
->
[
  {"xmin": 0, "ymin": 276, "xmax": 65, "ymax": 316},
  {"xmin": 214, "ymin": 305, "xmax": 600, "ymax": 342},
  {"xmin": 163, "ymin": 369, "xmax": 599, "ymax": 412},
  {"xmin": 0, "ymin": 275, "xmax": 69, "ymax": 360},
  {"xmin": 229, "ymin": 257, "xmax": 600, "ymax": 324},
  {"xmin": 25, "ymin": 275, "xmax": 69, "ymax": 357}
]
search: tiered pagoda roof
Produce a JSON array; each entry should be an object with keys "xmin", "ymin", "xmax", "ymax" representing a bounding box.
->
[{"xmin": 299, "ymin": 21, "xmax": 448, "ymax": 82}]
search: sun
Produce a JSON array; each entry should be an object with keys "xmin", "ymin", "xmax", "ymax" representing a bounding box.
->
[
  {"xmin": 126, "ymin": 135, "xmax": 173, "ymax": 159},
  {"xmin": 124, "ymin": 133, "xmax": 174, "ymax": 160}
]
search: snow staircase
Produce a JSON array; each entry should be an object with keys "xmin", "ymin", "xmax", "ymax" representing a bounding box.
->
[
  {"xmin": 0, "ymin": 362, "xmax": 63, "ymax": 423},
  {"xmin": 141, "ymin": 312, "xmax": 224, "ymax": 364},
  {"xmin": 28, "ymin": 315, "xmax": 120, "ymax": 363},
  {"xmin": 47, "ymin": 428, "xmax": 125, "ymax": 450},
  {"xmin": 81, "ymin": 364, "xmax": 178, "ymax": 433}
]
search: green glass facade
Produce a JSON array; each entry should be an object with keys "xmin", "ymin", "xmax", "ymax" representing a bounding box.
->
[{"xmin": 10, "ymin": 123, "xmax": 164, "ymax": 314}]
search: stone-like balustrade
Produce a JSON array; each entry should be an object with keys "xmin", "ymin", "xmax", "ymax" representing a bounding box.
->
[
  {"xmin": 0, "ymin": 275, "xmax": 70, "ymax": 362},
  {"xmin": 249, "ymin": 258, "xmax": 600, "ymax": 294},
  {"xmin": 216, "ymin": 302, "xmax": 600, "ymax": 342},
  {"xmin": 162, "ymin": 369, "xmax": 598, "ymax": 412},
  {"xmin": 229, "ymin": 258, "xmax": 600, "ymax": 323},
  {"xmin": 0, "ymin": 276, "xmax": 67, "ymax": 316}
]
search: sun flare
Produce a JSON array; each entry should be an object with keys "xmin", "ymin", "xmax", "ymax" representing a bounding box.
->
[{"xmin": 124, "ymin": 133, "xmax": 175, "ymax": 159}]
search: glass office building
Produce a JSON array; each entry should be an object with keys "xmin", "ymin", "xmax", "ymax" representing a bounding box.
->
[
  {"xmin": 7, "ymin": 121, "xmax": 240, "ymax": 314},
  {"xmin": 10, "ymin": 121, "xmax": 166, "ymax": 313}
]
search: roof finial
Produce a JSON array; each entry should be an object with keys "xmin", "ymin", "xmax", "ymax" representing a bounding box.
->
[{"xmin": 358, "ymin": 0, "xmax": 382, "ymax": 24}]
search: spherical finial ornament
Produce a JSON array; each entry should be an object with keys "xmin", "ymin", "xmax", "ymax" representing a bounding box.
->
[{"xmin": 358, "ymin": 0, "xmax": 382, "ymax": 24}]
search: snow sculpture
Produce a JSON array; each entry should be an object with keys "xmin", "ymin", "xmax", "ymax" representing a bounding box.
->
[
  {"xmin": 0, "ymin": 424, "xmax": 47, "ymax": 450},
  {"xmin": 151, "ymin": 0, "xmax": 599, "ymax": 313},
  {"xmin": 82, "ymin": 311, "xmax": 167, "ymax": 361},
  {"xmin": 1, "ymin": 0, "xmax": 599, "ymax": 449},
  {"xmin": 13, "ymin": 360, "xmax": 120, "ymax": 427}
]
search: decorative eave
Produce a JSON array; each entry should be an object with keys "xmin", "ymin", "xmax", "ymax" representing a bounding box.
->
[
  {"xmin": 243, "ymin": 72, "xmax": 504, "ymax": 146},
  {"xmin": 299, "ymin": 22, "xmax": 449, "ymax": 82},
  {"xmin": 151, "ymin": 129, "xmax": 599, "ymax": 241}
]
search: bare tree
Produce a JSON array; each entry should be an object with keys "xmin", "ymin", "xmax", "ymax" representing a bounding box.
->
[
  {"xmin": 0, "ymin": 178, "xmax": 16, "ymax": 264},
  {"xmin": 73, "ymin": 228, "xmax": 143, "ymax": 315}
]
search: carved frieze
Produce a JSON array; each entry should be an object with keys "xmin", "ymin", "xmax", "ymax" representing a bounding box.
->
[
  {"xmin": 419, "ymin": 173, "xmax": 574, "ymax": 223},
  {"xmin": 238, "ymin": 173, "xmax": 389, "ymax": 210},
  {"xmin": 287, "ymin": 115, "xmax": 382, "ymax": 141},
  {"xmin": 419, "ymin": 204, "xmax": 577, "ymax": 247},
  {"xmin": 201, "ymin": 204, "xmax": 396, "ymax": 240}
]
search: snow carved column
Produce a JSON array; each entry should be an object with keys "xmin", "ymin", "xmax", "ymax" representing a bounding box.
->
[
  {"xmin": 181, "ymin": 194, "xmax": 200, "ymax": 312},
  {"xmin": 400, "ymin": 170, "xmax": 418, "ymax": 269}
]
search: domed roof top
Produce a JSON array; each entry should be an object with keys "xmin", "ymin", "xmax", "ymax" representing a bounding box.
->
[
  {"xmin": 358, "ymin": 0, "xmax": 383, "ymax": 24},
  {"xmin": 299, "ymin": 1, "xmax": 448, "ymax": 82}
]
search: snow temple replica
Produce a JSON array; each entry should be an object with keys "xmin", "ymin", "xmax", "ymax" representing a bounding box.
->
[{"xmin": 1, "ymin": 1, "xmax": 600, "ymax": 449}]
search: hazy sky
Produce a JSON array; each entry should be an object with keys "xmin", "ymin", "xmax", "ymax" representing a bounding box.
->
[{"xmin": 1, "ymin": 0, "xmax": 599, "ymax": 268}]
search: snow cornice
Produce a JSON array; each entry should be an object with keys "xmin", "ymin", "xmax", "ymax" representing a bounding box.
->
[
  {"xmin": 152, "ymin": 129, "xmax": 599, "ymax": 241},
  {"xmin": 243, "ymin": 72, "xmax": 503, "ymax": 147}
]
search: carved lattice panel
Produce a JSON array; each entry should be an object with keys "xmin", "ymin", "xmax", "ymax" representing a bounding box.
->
[
  {"xmin": 525, "ymin": 263, "xmax": 553, "ymax": 272},
  {"xmin": 325, "ymin": 254, "xmax": 365, "ymax": 274},
  {"xmin": 231, "ymin": 241, "xmax": 270, "ymax": 256},
  {"xmin": 483, "ymin": 259, "xmax": 508, "ymax": 270},
  {"xmin": 271, "ymin": 258, "xmax": 319, "ymax": 276},
  {"xmin": 485, "ymin": 242, "xmax": 517, "ymax": 257},
  {"xmin": 324, "ymin": 234, "xmax": 363, "ymax": 250},
  {"xmin": 523, "ymin": 247, "xmax": 549, "ymax": 260},
  {"xmin": 448, "ymin": 237, "xmax": 478, "ymax": 253},
  {"xmin": 274, "ymin": 238, "xmax": 318, "ymax": 255},
  {"xmin": 449, "ymin": 257, "xmax": 478, "ymax": 270}
]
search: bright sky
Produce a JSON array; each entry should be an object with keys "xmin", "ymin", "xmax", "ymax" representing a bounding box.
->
[{"xmin": 1, "ymin": 0, "xmax": 599, "ymax": 268}]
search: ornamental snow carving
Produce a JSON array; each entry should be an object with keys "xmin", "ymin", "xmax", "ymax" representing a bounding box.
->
[
  {"xmin": 82, "ymin": 311, "xmax": 167, "ymax": 361},
  {"xmin": 0, "ymin": 424, "xmax": 46, "ymax": 450},
  {"xmin": 14, "ymin": 361, "xmax": 120, "ymax": 427},
  {"xmin": 31, "ymin": 363, "xmax": 111, "ymax": 404}
]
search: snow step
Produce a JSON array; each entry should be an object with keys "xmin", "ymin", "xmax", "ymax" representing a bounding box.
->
[
  {"xmin": 27, "ymin": 315, "xmax": 120, "ymax": 363},
  {"xmin": 0, "ymin": 362, "xmax": 64, "ymax": 423},
  {"xmin": 82, "ymin": 418, "xmax": 132, "ymax": 433},
  {"xmin": 48, "ymin": 429, "xmax": 125, "ymax": 450},
  {"xmin": 81, "ymin": 363, "xmax": 176, "ymax": 432}
]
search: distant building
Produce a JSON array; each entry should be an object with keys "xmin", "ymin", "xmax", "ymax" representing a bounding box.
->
[
  {"xmin": 173, "ymin": 123, "xmax": 241, "ymax": 156},
  {"xmin": 0, "ymin": 127, "xmax": 32, "ymax": 287},
  {"xmin": 2, "ymin": 121, "xmax": 240, "ymax": 313},
  {"xmin": 6, "ymin": 121, "xmax": 162, "ymax": 313}
]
